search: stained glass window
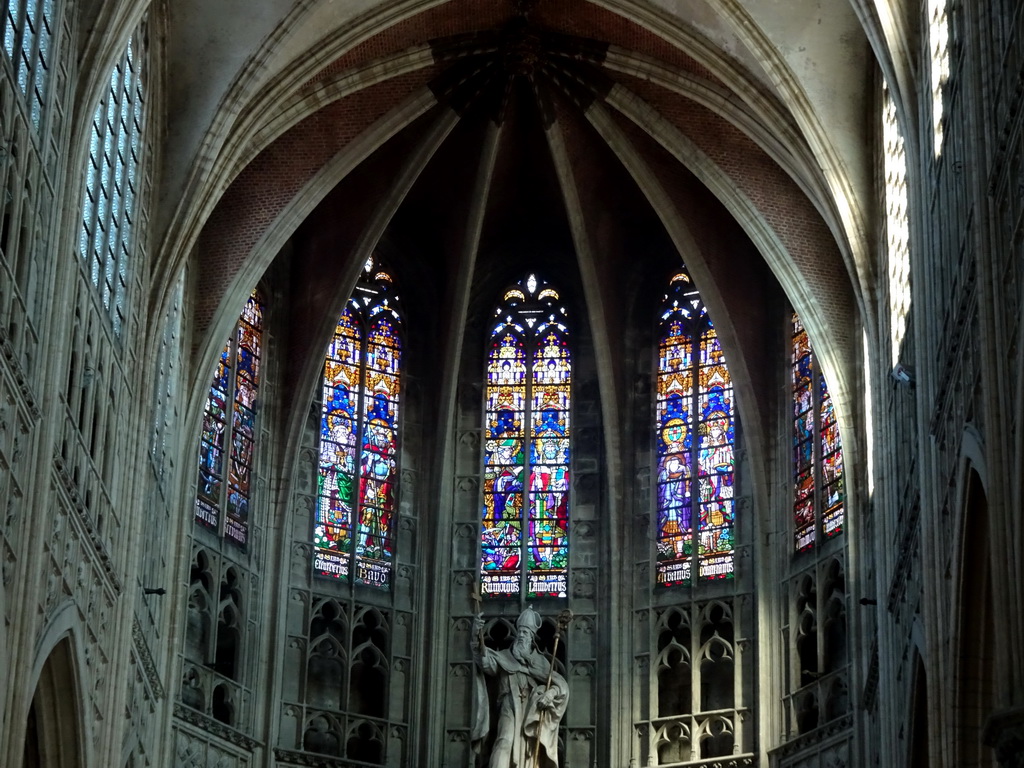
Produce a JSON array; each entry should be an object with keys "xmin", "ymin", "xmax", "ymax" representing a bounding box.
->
[
  {"xmin": 79, "ymin": 29, "xmax": 146, "ymax": 336},
  {"xmin": 655, "ymin": 270, "xmax": 735, "ymax": 586},
  {"xmin": 314, "ymin": 257, "xmax": 402, "ymax": 588},
  {"xmin": 196, "ymin": 290, "xmax": 264, "ymax": 547},
  {"xmin": 3, "ymin": 0, "xmax": 56, "ymax": 129},
  {"xmin": 792, "ymin": 313, "xmax": 844, "ymax": 551},
  {"xmin": 481, "ymin": 274, "xmax": 570, "ymax": 599}
]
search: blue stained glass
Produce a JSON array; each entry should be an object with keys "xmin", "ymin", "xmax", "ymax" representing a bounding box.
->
[
  {"xmin": 194, "ymin": 292, "xmax": 263, "ymax": 547},
  {"xmin": 315, "ymin": 260, "xmax": 402, "ymax": 587},
  {"xmin": 657, "ymin": 269, "xmax": 735, "ymax": 585},
  {"xmin": 791, "ymin": 313, "xmax": 846, "ymax": 548},
  {"xmin": 482, "ymin": 276, "xmax": 570, "ymax": 599}
]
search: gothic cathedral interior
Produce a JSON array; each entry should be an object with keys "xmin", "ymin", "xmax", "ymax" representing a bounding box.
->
[{"xmin": 0, "ymin": 1, "xmax": 1022, "ymax": 767}]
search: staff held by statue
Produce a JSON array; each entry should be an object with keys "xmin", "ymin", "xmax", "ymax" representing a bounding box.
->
[
  {"xmin": 532, "ymin": 608, "xmax": 573, "ymax": 768},
  {"xmin": 469, "ymin": 594, "xmax": 572, "ymax": 768}
]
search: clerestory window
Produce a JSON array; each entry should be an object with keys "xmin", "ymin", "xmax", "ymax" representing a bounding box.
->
[
  {"xmin": 195, "ymin": 290, "xmax": 265, "ymax": 547},
  {"xmin": 791, "ymin": 313, "xmax": 844, "ymax": 551},
  {"xmin": 314, "ymin": 257, "xmax": 403, "ymax": 588},
  {"xmin": 480, "ymin": 274, "xmax": 570, "ymax": 599},
  {"xmin": 3, "ymin": 0, "xmax": 56, "ymax": 129},
  {"xmin": 655, "ymin": 269, "xmax": 736, "ymax": 586},
  {"xmin": 78, "ymin": 29, "xmax": 146, "ymax": 336}
]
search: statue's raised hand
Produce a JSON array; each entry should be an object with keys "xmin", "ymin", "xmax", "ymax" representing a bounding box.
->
[{"xmin": 472, "ymin": 613, "xmax": 486, "ymax": 637}]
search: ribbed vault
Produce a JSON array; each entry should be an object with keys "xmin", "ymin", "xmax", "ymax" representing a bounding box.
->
[{"xmin": 173, "ymin": 0, "xmax": 862, "ymax": 482}]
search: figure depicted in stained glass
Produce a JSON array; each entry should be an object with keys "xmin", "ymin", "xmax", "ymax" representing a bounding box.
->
[
  {"xmin": 528, "ymin": 435, "xmax": 569, "ymax": 570},
  {"xmin": 659, "ymin": 409, "xmax": 691, "ymax": 536},
  {"xmin": 791, "ymin": 313, "xmax": 845, "ymax": 550},
  {"xmin": 656, "ymin": 270, "xmax": 735, "ymax": 585},
  {"xmin": 482, "ymin": 276, "xmax": 570, "ymax": 598},
  {"xmin": 490, "ymin": 442, "xmax": 524, "ymax": 525},
  {"xmin": 792, "ymin": 315, "xmax": 816, "ymax": 551},
  {"xmin": 314, "ymin": 258, "xmax": 403, "ymax": 587},
  {"xmin": 195, "ymin": 291, "xmax": 264, "ymax": 545}
]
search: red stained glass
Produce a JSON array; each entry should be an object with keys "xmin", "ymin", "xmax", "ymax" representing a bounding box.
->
[
  {"xmin": 196, "ymin": 291, "xmax": 264, "ymax": 547},
  {"xmin": 482, "ymin": 276, "xmax": 570, "ymax": 599},
  {"xmin": 792, "ymin": 313, "xmax": 845, "ymax": 550},
  {"xmin": 657, "ymin": 270, "xmax": 735, "ymax": 586},
  {"xmin": 315, "ymin": 259, "xmax": 403, "ymax": 587}
]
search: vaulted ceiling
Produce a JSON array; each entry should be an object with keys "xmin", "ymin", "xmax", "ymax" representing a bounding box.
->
[{"xmin": 154, "ymin": 0, "xmax": 890, "ymax": 457}]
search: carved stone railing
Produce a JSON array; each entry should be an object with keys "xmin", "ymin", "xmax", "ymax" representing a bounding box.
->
[
  {"xmin": 769, "ymin": 712, "xmax": 853, "ymax": 767},
  {"xmin": 781, "ymin": 667, "xmax": 851, "ymax": 740},
  {"xmin": 179, "ymin": 661, "xmax": 253, "ymax": 734},
  {"xmin": 173, "ymin": 702, "xmax": 260, "ymax": 752},
  {"xmin": 273, "ymin": 747, "xmax": 389, "ymax": 768}
]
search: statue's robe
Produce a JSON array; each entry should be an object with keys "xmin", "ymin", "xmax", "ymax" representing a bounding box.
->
[{"xmin": 472, "ymin": 644, "xmax": 569, "ymax": 768}]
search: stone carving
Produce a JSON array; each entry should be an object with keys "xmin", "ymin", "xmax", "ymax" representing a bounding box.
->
[
  {"xmin": 571, "ymin": 568, "xmax": 595, "ymax": 599},
  {"xmin": 984, "ymin": 706, "xmax": 1024, "ymax": 768},
  {"xmin": 471, "ymin": 606, "xmax": 571, "ymax": 768}
]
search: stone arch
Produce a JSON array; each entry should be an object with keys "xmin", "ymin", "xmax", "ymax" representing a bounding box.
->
[
  {"xmin": 953, "ymin": 466, "xmax": 997, "ymax": 766},
  {"xmin": 908, "ymin": 649, "xmax": 931, "ymax": 768},
  {"xmin": 596, "ymin": 84, "xmax": 858, "ymax": 475},
  {"xmin": 172, "ymin": 0, "xmax": 860, "ymax": 441},
  {"xmin": 181, "ymin": 80, "xmax": 438, "ymax": 456},
  {"xmin": 25, "ymin": 607, "xmax": 90, "ymax": 768}
]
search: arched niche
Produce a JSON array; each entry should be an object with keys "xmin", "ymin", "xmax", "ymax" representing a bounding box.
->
[
  {"xmin": 25, "ymin": 636, "xmax": 87, "ymax": 768},
  {"xmin": 954, "ymin": 467, "xmax": 997, "ymax": 766},
  {"xmin": 908, "ymin": 650, "xmax": 931, "ymax": 768}
]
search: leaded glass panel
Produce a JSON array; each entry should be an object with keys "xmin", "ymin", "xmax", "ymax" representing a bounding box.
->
[
  {"xmin": 314, "ymin": 258, "xmax": 402, "ymax": 588},
  {"xmin": 791, "ymin": 313, "xmax": 844, "ymax": 551},
  {"xmin": 195, "ymin": 290, "xmax": 264, "ymax": 547},
  {"xmin": 481, "ymin": 275, "xmax": 570, "ymax": 598},
  {"xmin": 656, "ymin": 269, "xmax": 735, "ymax": 585},
  {"xmin": 78, "ymin": 27, "xmax": 145, "ymax": 335}
]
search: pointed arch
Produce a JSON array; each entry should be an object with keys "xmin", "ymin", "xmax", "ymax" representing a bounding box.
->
[
  {"xmin": 315, "ymin": 256, "xmax": 403, "ymax": 587},
  {"xmin": 481, "ymin": 274, "xmax": 571, "ymax": 599},
  {"xmin": 908, "ymin": 650, "xmax": 931, "ymax": 768},
  {"xmin": 656, "ymin": 268, "xmax": 735, "ymax": 585},
  {"xmin": 954, "ymin": 467, "xmax": 998, "ymax": 766},
  {"xmin": 27, "ymin": 604, "xmax": 91, "ymax": 768}
]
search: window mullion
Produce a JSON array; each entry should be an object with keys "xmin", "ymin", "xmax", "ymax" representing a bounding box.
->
[
  {"xmin": 812, "ymin": 361, "xmax": 824, "ymax": 549},
  {"xmin": 352, "ymin": 324, "xmax": 369, "ymax": 578},
  {"xmin": 689, "ymin": 316, "xmax": 700, "ymax": 586},
  {"xmin": 218, "ymin": 331, "xmax": 240, "ymax": 539},
  {"xmin": 521, "ymin": 344, "xmax": 531, "ymax": 601}
]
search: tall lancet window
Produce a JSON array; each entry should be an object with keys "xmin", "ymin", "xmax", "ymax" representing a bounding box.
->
[
  {"xmin": 3, "ymin": 0, "xmax": 56, "ymax": 128},
  {"xmin": 314, "ymin": 257, "xmax": 402, "ymax": 588},
  {"xmin": 79, "ymin": 29, "xmax": 147, "ymax": 335},
  {"xmin": 196, "ymin": 290, "xmax": 264, "ymax": 546},
  {"xmin": 481, "ymin": 274, "xmax": 570, "ymax": 599},
  {"xmin": 792, "ymin": 314, "xmax": 844, "ymax": 551},
  {"xmin": 884, "ymin": 80, "xmax": 911, "ymax": 366},
  {"xmin": 656, "ymin": 269, "xmax": 735, "ymax": 586},
  {"xmin": 928, "ymin": 0, "xmax": 951, "ymax": 156}
]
